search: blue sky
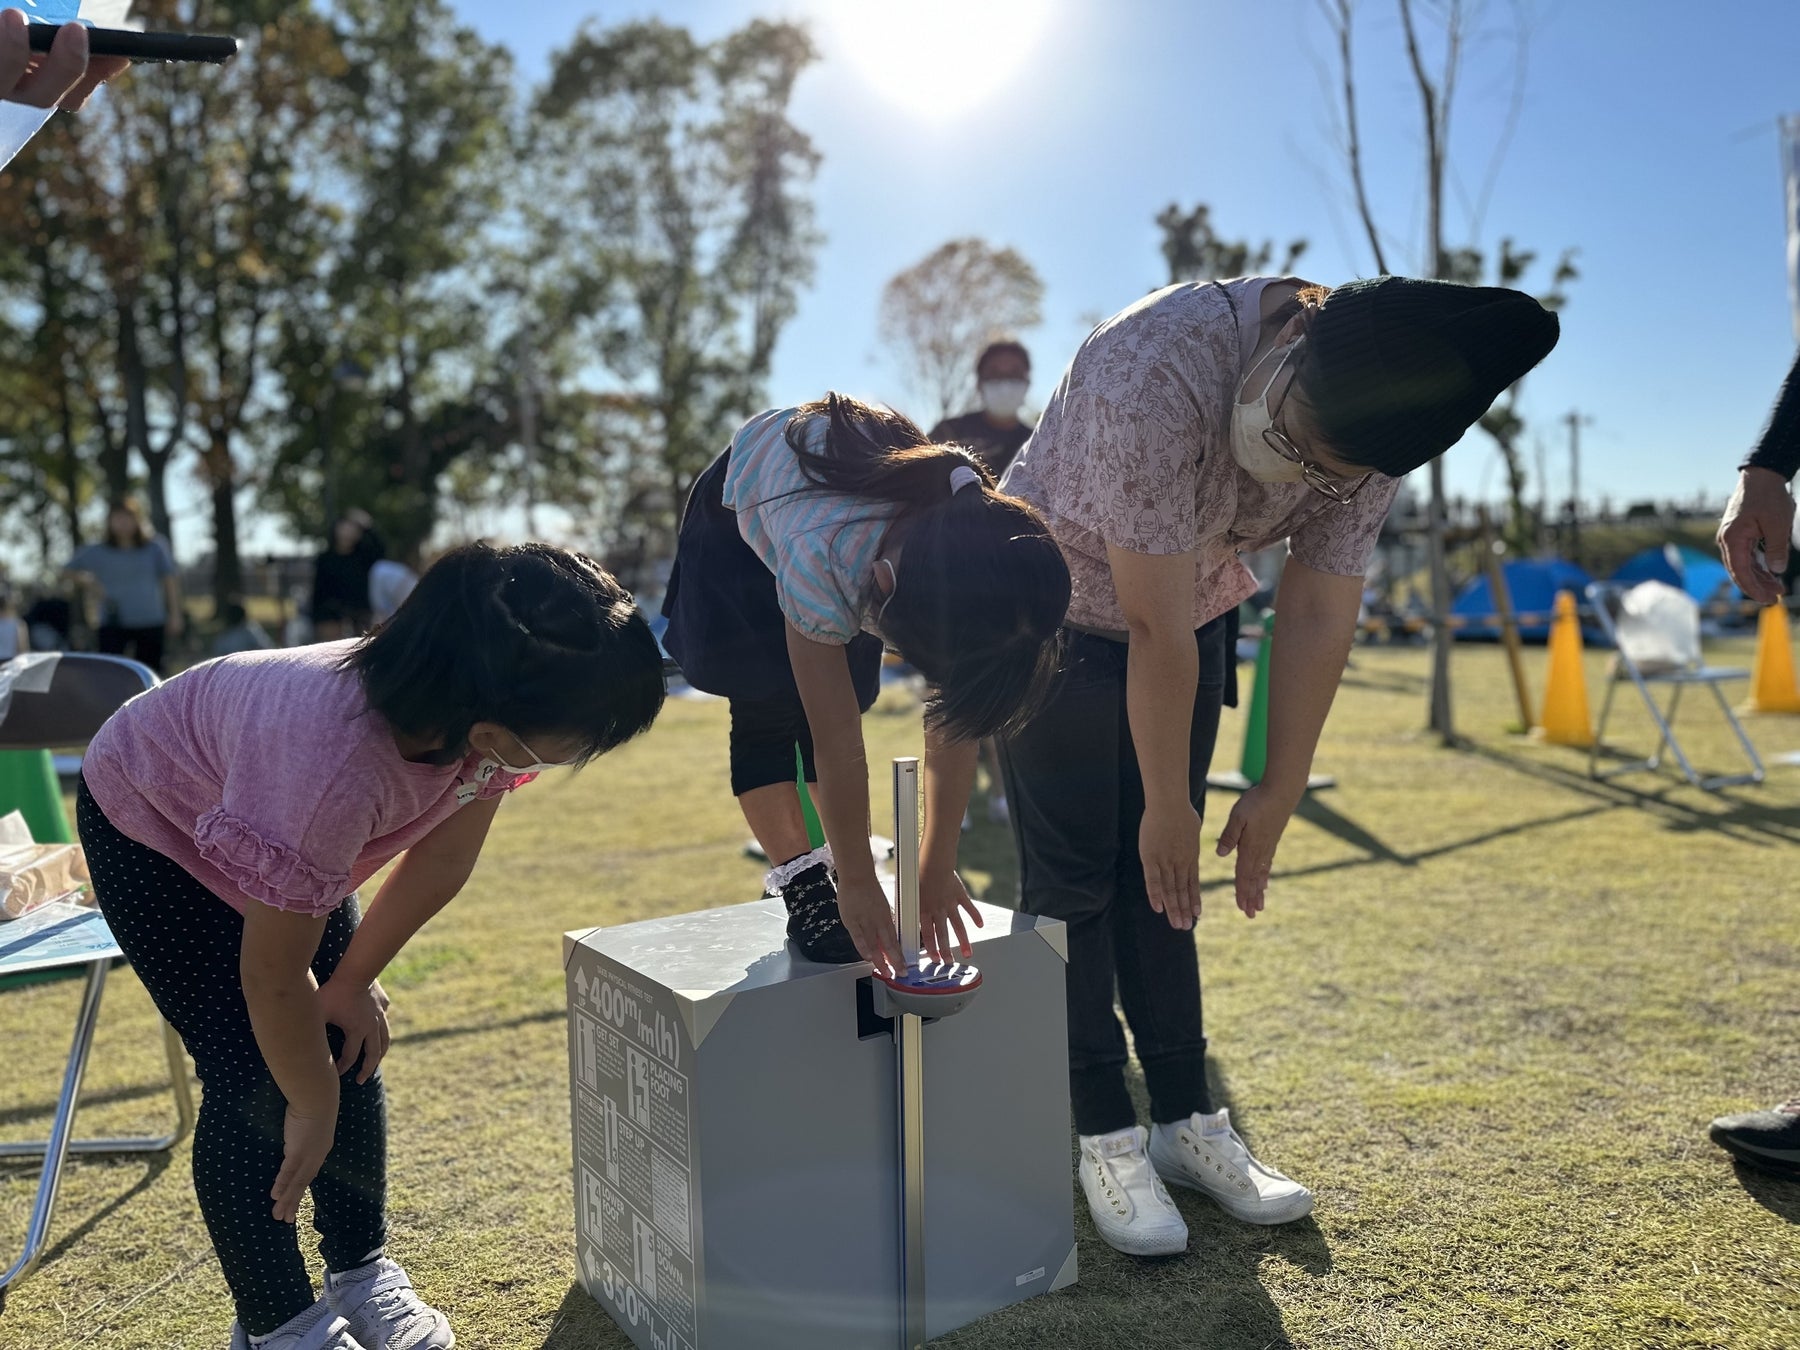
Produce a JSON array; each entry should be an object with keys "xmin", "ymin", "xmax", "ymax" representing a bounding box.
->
[
  {"xmin": 107, "ymin": 0, "xmax": 1799, "ymax": 561},
  {"xmin": 445, "ymin": 0, "xmax": 1800, "ymax": 519}
]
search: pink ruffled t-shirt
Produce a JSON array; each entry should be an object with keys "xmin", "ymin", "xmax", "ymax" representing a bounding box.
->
[{"xmin": 81, "ymin": 641, "xmax": 535, "ymax": 917}]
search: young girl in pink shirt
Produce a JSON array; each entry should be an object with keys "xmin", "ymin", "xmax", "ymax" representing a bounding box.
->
[{"xmin": 77, "ymin": 542, "xmax": 665, "ymax": 1350}]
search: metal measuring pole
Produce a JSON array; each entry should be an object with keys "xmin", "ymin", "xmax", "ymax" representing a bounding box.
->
[{"xmin": 890, "ymin": 756, "xmax": 927, "ymax": 1350}]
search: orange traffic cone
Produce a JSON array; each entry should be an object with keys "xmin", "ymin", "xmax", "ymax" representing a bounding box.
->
[
  {"xmin": 1746, "ymin": 602, "xmax": 1800, "ymax": 713},
  {"xmin": 1536, "ymin": 590, "xmax": 1593, "ymax": 747}
]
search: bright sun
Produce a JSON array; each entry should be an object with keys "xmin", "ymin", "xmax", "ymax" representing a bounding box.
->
[{"xmin": 822, "ymin": 0, "xmax": 1056, "ymax": 123}]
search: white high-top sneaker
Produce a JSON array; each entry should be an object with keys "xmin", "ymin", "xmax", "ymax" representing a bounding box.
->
[
  {"xmin": 1077, "ymin": 1125, "xmax": 1189, "ymax": 1256},
  {"xmin": 1149, "ymin": 1108, "xmax": 1315, "ymax": 1225}
]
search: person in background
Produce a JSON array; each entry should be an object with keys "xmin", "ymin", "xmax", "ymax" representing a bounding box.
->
[
  {"xmin": 0, "ymin": 580, "xmax": 29, "ymax": 659},
  {"xmin": 210, "ymin": 600, "xmax": 275, "ymax": 660},
  {"xmin": 1711, "ymin": 345, "xmax": 1800, "ymax": 1182},
  {"xmin": 928, "ymin": 339, "xmax": 1036, "ymax": 479},
  {"xmin": 23, "ymin": 590, "xmax": 74, "ymax": 652},
  {"xmin": 929, "ymin": 339, "xmax": 1037, "ymax": 825},
  {"xmin": 0, "ymin": 7, "xmax": 128, "ymax": 108},
  {"xmin": 311, "ymin": 510, "xmax": 386, "ymax": 641},
  {"xmin": 64, "ymin": 498, "xmax": 183, "ymax": 674},
  {"xmin": 999, "ymin": 273, "xmax": 1557, "ymax": 1257},
  {"xmin": 367, "ymin": 557, "xmax": 420, "ymax": 629}
]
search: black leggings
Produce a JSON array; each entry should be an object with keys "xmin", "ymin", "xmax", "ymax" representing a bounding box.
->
[
  {"xmin": 998, "ymin": 621, "xmax": 1227, "ymax": 1136},
  {"xmin": 728, "ymin": 688, "xmax": 879, "ymax": 796},
  {"xmin": 76, "ymin": 781, "xmax": 387, "ymax": 1336}
]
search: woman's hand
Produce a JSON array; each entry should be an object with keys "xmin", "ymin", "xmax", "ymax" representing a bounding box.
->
[
  {"xmin": 1718, "ymin": 467, "xmax": 1795, "ymax": 605},
  {"xmin": 1215, "ymin": 780, "xmax": 1303, "ymax": 917},
  {"xmin": 316, "ymin": 976, "xmax": 391, "ymax": 1083},
  {"xmin": 920, "ymin": 866, "xmax": 982, "ymax": 962},
  {"xmin": 834, "ymin": 874, "xmax": 900, "ymax": 977},
  {"xmin": 271, "ymin": 1106, "xmax": 336, "ymax": 1223},
  {"xmin": 1140, "ymin": 800, "xmax": 1201, "ymax": 930}
]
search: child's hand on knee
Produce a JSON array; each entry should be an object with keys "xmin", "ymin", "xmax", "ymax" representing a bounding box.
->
[
  {"xmin": 272, "ymin": 1106, "xmax": 337, "ymax": 1222},
  {"xmin": 318, "ymin": 976, "xmax": 392, "ymax": 1083}
]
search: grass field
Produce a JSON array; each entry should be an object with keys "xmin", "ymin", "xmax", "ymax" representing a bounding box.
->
[{"xmin": 3, "ymin": 640, "xmax": 1798, "ymax": 1349}]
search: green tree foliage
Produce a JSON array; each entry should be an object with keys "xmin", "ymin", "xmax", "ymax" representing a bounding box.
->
[
  {"xmin": 262, "ymin": 0, "xmax": 516, "ymax": 565},
  {"xmin": 525, "ymin": 18, "xmax": 823, "ymax": 573},
  {"xmin": 0, "ymin": 8, "xmax": 821, "ymax": 597},
  {"xmin": 1156, "ymin": 203, "xmax": 1306, "ymax": 287}
]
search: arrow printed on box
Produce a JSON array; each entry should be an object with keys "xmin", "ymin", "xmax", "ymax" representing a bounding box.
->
[{"xmin": 581, "ymin": 1244, "xmax": 603, "ymax": 1287}]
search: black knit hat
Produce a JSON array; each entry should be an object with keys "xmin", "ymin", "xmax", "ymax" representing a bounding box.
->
[{"xmin": 1300, "ymin": 276, "xmax": 1560, "ymax": 478}]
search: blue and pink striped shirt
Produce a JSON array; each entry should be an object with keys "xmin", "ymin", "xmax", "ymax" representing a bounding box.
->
[{"xmin": 722, "ymin": 408, "xmax": 894, "ymax": 644}]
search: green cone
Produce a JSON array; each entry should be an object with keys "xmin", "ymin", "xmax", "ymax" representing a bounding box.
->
[
  {"xmin": 0, "ymin": 749, "xmax": 73, "ymax": 843},
  {"xmin": 1238, "ymin": 612, "xmax": 1274, "ymax": 785},
  {"xmin": 796, "ymin": 745, "xmax": 825, "ymax": 849}
]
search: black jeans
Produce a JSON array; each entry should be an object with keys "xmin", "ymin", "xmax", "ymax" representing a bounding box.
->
[
  {"xmin": 999, "ymin": 619, "xmax": 1228, "ymax": 1136},
  {"xmin": 76, "ymin": 781, "xmax": 387, "ymax": 1335},
  {"xmin": 97, "ymin": 622, "xmax": 166, "ymax": 675}
]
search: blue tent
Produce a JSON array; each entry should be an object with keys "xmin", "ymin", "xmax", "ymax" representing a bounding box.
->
[
  {"xmin": 1450, "ymin": 558, "xmax": 1592, "ymax": 641},
  {"xmin": 1612, "ymin": 544, "xmax": 1736, "ymax": 608}
]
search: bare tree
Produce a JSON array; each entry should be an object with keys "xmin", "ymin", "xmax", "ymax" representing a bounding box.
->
[
  {"xmin": 1318, "ymin": 0, "xmax": 1556, "ymax": 745},
  {"xmin": 880, "ymin": 239, "xmax": 1044, "ymax": 425}
]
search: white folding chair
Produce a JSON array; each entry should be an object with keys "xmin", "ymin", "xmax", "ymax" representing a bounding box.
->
[
  {"xmin": 0, "ymin": 654, "xmax": 196, "ymax": 1308},
  {"xmin": 1586, "ymin": 582, "xmax": 1764, "ymax": 792}
]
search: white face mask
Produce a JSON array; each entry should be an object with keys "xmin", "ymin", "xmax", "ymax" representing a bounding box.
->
[
  {"xmin": 1229, "ymin": 340, "xmax": 1307, "ymax": 484},
  {"xmin": 482, "ymin": 731, "xmax": 571, "ymax": 776},
  {"xmin": 978, "ymin": 378, "xmax": 1028, "ymax": 420}
]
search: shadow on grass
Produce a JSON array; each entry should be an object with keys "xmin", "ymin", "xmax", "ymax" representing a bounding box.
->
[
  {"xmin": 0, "ymin": 1077, "xmax": 175, "ymax": 1130},
  {"xmin": 1262, "ymin": 775, "xmax": 1616, "ymax": 886},
  {"xmin": 1337, "ymin": 665, "xmax": 1430, "ymax": 696},
  {"xmin": 1467, "ymin": 740, "xmax": 1800, "ymax": 846},
  {"xmin": 1734, "ymin": 1162, "xmax": 1800, "ymax": 1225},
  {"xmin": 1254, "ymin": 735, "xmax": 1800, "ymax": 889},
  {"xmin": 34, "ymin": 1151, "xmax": 175, "ymax": 1266},
  {"xmin": 1291, "ymin": 793, "xmax": 1414, "ymax": 868},
  {"xmin": 541, "ymin": 1281, "xmax": 633, "ymax": 1349}
]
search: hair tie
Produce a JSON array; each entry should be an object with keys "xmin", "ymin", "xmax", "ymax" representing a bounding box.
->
[{"xmin": 949, "ymin": 465, "xmax": 982, "ymax": 495}]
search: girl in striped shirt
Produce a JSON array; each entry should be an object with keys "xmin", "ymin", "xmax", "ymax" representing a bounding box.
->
[{"xmin": 662, "ymin": 394, "xmax": 1070, "ymax": 971}]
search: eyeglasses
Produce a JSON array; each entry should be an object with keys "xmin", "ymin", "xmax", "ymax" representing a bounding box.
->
[{"xmin": 1260, "ymin": 341, "xmax": 1373, "ymax": 506}]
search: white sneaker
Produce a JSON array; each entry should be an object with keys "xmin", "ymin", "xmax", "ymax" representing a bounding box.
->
[
  {"xmin": 324, "ymin": 1257, "xmax": 454, "ymax": 1350},
  {"xmin": 228, "ymin": 1301, "xmax": 368, "ymax": 1350},
  {"xmin": 1149, "ymin": 1108, "xmax": 1315, "ymax": 1225},
  {"xmin": 1077, "ymin": 1125, "xmax": 1189, "ymax": 1256}
]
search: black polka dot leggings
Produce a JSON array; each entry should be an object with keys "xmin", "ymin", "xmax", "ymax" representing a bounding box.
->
[{"xmin": 76, "ymin": 779, "xmax": 388, "ymax": 1336}]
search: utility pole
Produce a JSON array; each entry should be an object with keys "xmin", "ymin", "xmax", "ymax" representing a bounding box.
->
[{"xmin": 1564, "ymin": 410, "xmax": 1591, "ymax": 564}]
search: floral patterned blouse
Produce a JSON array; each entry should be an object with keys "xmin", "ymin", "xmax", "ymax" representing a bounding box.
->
[{"xmin": 1000, "ymin": 276, "xmax": 1400, "ymax": 633}]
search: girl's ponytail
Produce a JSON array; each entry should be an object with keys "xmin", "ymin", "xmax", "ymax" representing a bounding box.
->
[{"xmin": 786, "ymin": 393, "xmax": 992, "ymax": 509}]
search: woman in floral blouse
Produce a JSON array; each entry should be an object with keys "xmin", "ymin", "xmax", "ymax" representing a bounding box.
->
[{"xmin": 998, "ymin": 274, "xmax": 1559, "ymax": 1256}]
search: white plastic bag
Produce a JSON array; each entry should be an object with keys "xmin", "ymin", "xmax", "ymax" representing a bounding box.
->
[
  {"xmin": 0, "ymin": 810, "xmax": 92, "ymax": 919},
  {"xmin": 1615, "ymin": 580, "xmax": 1701, "ymax": 674}
]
